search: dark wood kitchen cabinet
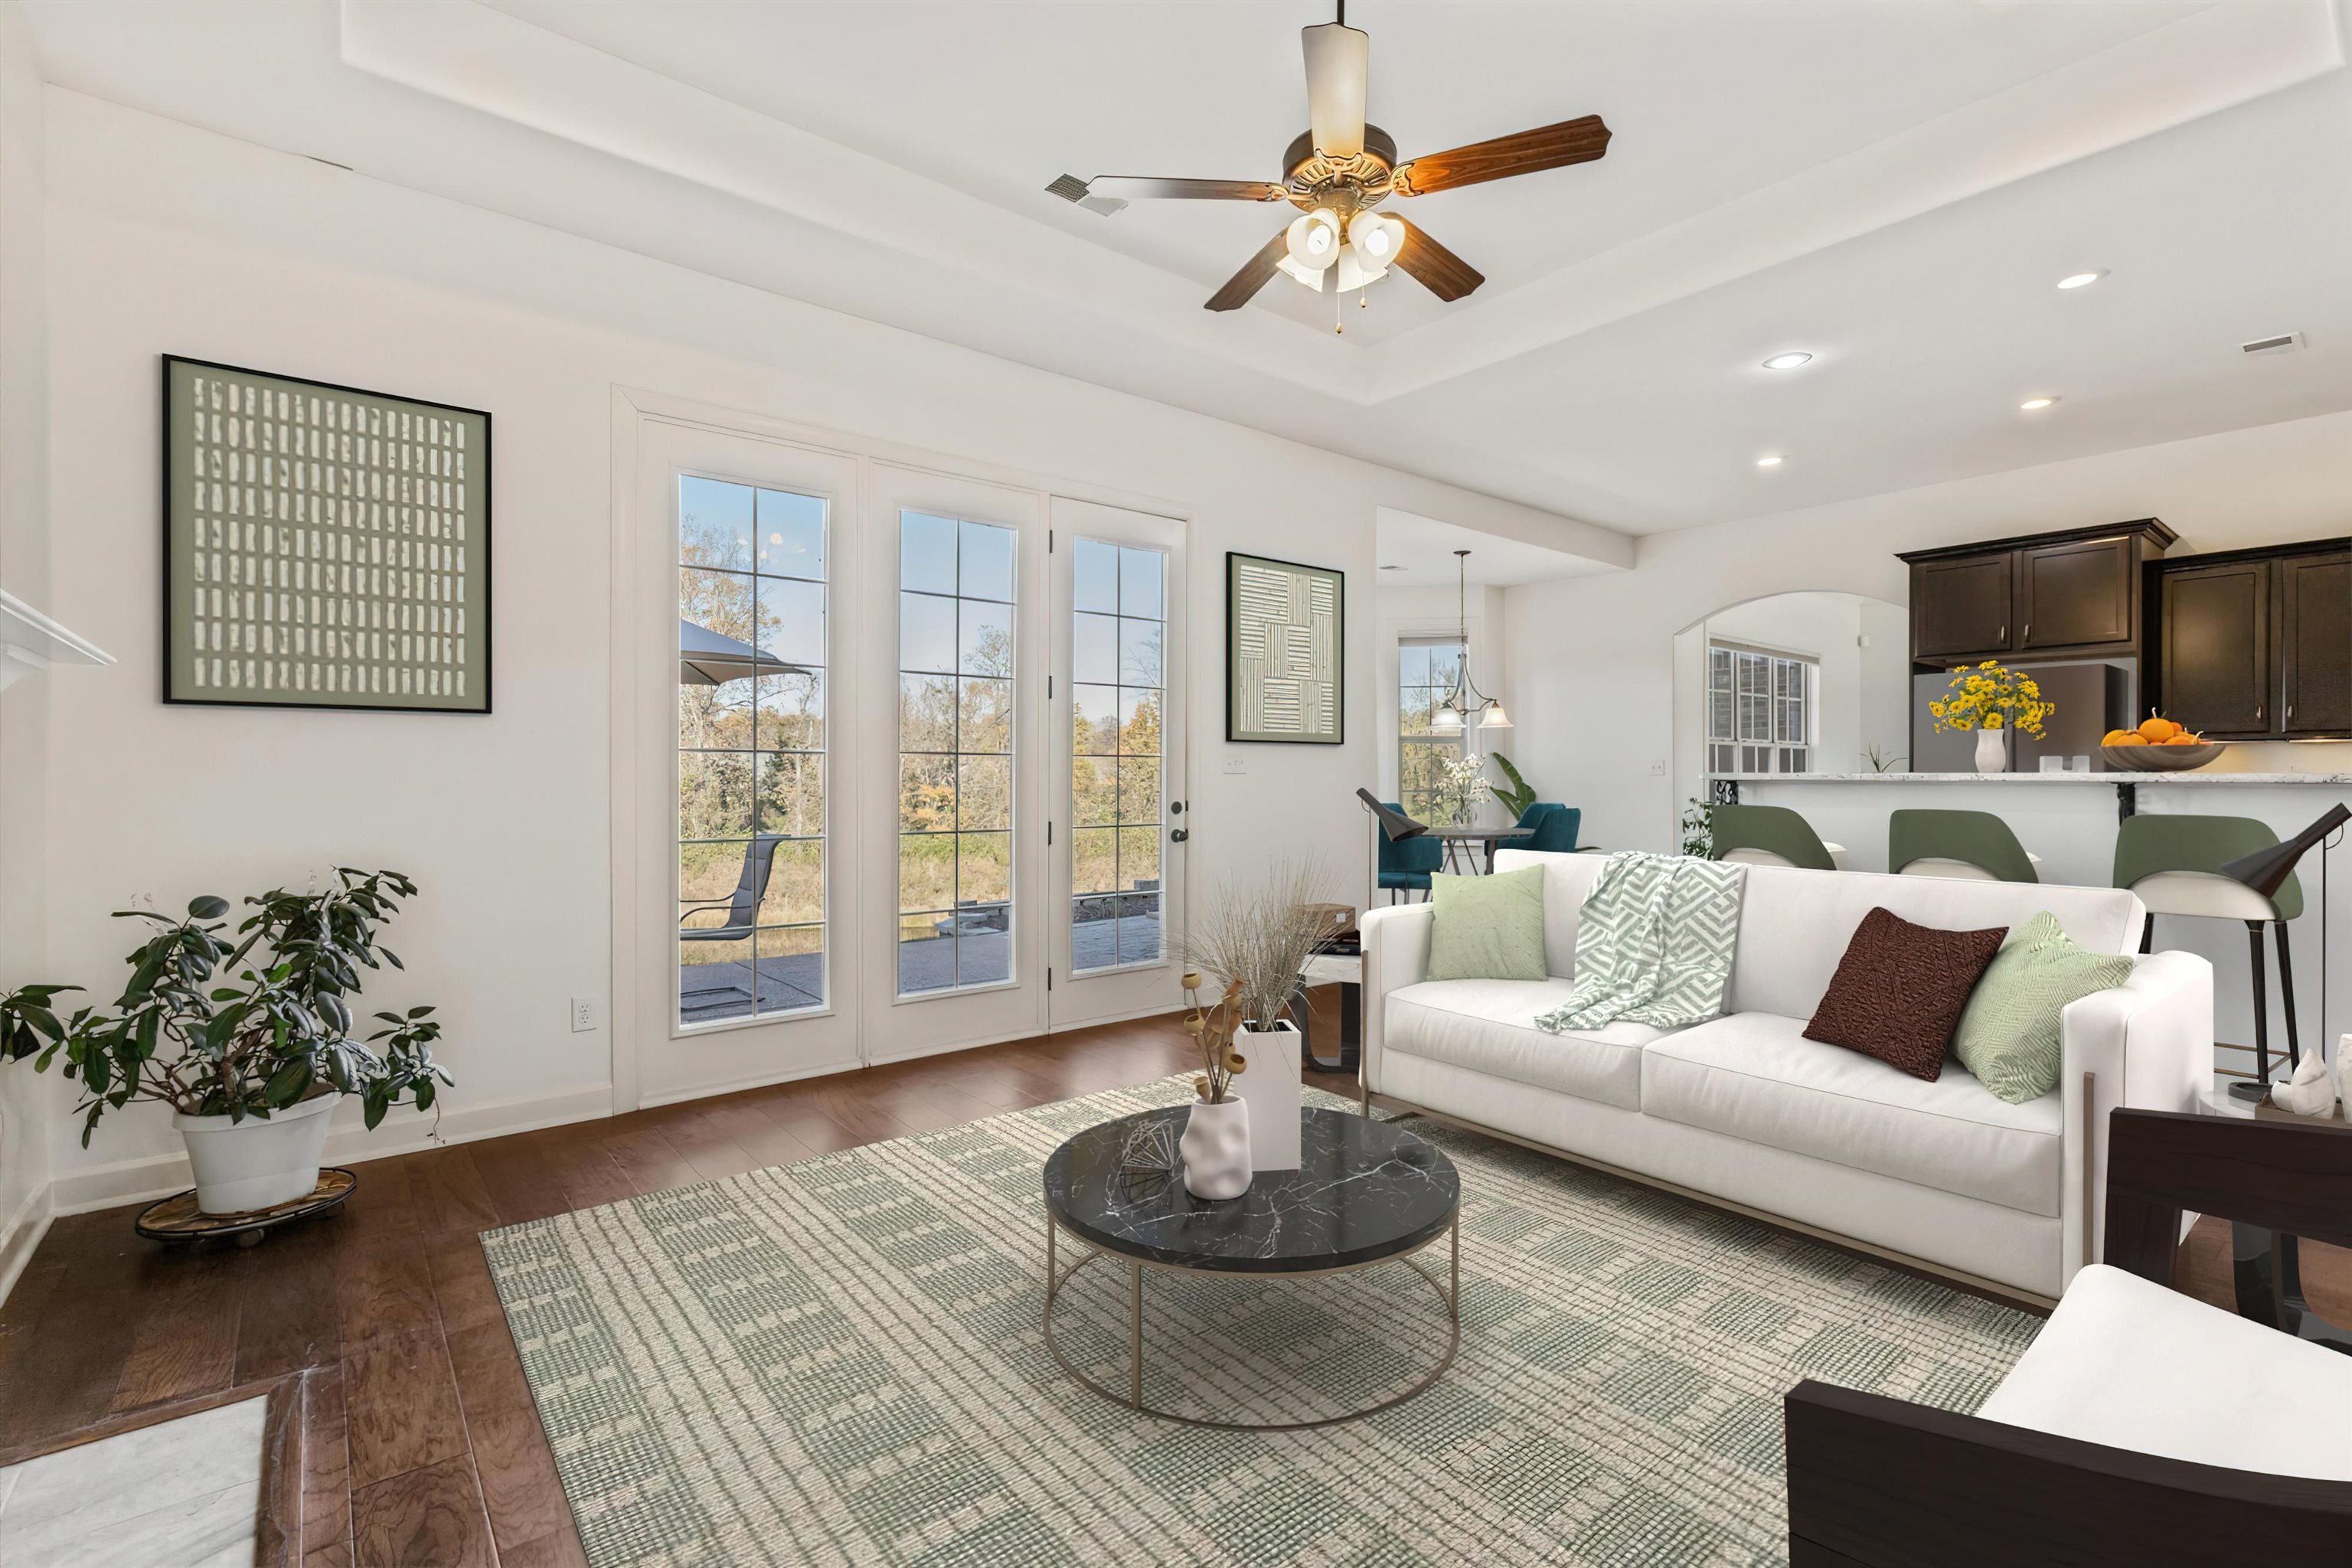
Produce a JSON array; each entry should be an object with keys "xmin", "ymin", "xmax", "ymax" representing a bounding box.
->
[
  {"xmin": 2151, "ymin": 541, "xmax": 2352, "ymax": 739},
  {"xmin": 2278, "ymin": 549, "xmax": 2350, "ymax": 736},
  {"xmin": 2159, "ymin": 560, "xmax": 2270, "ymax": 735},
  {"xmin": 1900, "ymin": 520, "xmax": 2174, "ymax": 665},
  {"xmin": 1910, "ymin": 551, "xmax": 2011, "ymax": 658}
]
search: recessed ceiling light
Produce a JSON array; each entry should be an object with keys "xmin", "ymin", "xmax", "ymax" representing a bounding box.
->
[
  {"xmin": 1761, "ymin": 352, "xmax": 1813, "ymax": 371},
  {"xmin": 2019, "ymin": 397, "xmax": 2058, "ymax": 410},
  {"xmin": 2056, "ymin": 270, "xmax": 2107, "ymax": 290},
  {"xmin": 1756, "ymin": 455, "xmax": 1785, "ymax": 468}
]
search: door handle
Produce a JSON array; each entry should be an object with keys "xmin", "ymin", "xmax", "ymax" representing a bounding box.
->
[
  {"xmin": 2023, "ymin": 623, "xmax": 2030, "ymax": 643},
  {"xmin": 1998, "ymin": 623, "xmax": 2006, "ymax": 642},
  {"xmin": 1169, "ymin": 828, "xmax": 1189, "ymax": 843}
]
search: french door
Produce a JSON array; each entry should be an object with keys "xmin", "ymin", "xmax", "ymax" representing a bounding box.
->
[
  {"xmin": 1047, "ymin": 498, "xmax": 1187, "ymax": 1031},
  {"xmin": 861, "ymin": 465, "xmax": 1050, "ymax": 1062},
  {"xmin": 631, "ymin": 418, "xmax": 863, "ymax": 1103},
  {"xmin": 625, "ymin": 410, "xmax": 1186, "ymax": 1103}
]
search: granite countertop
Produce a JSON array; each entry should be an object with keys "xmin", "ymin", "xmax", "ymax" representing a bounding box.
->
[{"xmin": 1715, "ymin": 771, "xmax": 2352, "ymax": 786}]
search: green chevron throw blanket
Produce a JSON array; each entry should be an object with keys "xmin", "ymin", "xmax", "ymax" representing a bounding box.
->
[{"xmin": 1534, "ymin": 851, "xmax": 1747, "ymax": 1033}]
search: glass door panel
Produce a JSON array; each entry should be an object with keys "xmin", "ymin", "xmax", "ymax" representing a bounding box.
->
[
  {"xmin": 863, "ymin": 467, "xmax": 1046, "ymax": 1062},
  {"xmin": 1050, "ymin": 498, "xmax": 1185, "ymax": 1031},
  {"xmin": 895, "ymin": 513, "xmax": 1018, "ymax": 995}
]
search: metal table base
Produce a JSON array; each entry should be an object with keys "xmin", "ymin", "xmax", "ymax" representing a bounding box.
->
[{"xmin": 1041, "ymin": 1208, "xmax": 1461, "ymax": 1431}]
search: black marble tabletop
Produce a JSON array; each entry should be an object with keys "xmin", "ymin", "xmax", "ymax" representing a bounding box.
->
[{"xmin": 1042, "ymin": 1106, "xmax": 1459, "ymax": 1274}]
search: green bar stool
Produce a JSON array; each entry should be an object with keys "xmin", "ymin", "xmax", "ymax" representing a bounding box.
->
[
  {"xmin": 2113, "ymin": 814, "xmax": 2302, "ymax": 1100},
  {"xmin": 1888, "ymin": 808, "xmax": 2043, "ymax": 884},
  {"xmin": 1709, "ymin": 804, "xmax": 1842, "ymax": 871}
]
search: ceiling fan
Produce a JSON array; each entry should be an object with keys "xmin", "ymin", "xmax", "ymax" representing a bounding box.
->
[{"xmin": 1047, "ymin": 3, "xmax": 1610, "ymax": 322}]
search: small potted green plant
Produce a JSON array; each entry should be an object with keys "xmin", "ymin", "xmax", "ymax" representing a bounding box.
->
[{"xmin": 0, "ymin": 868, "xmax": 449, "ymax": 1214}]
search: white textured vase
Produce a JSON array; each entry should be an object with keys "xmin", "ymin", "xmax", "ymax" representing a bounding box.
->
[
  {"xmin": 172, "ymin": 1091, "xmax": 341, "ymax": 1214},
  {"xmin": 1974, "ymin": 729, "xmax": 2008, "ymax": 773},
  {"xmin": 1233, "ymin": 1021, "xmax": 1302, "ymax": 1172},
  {"xmin": 1179, "ymin": 1096, "xmax": 1252, "ymax": 1200}
]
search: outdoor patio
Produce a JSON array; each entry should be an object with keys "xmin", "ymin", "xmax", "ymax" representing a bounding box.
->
[{"xmin": 676, "ymin": 908, "xmax": 1161, "ymax": 1023}]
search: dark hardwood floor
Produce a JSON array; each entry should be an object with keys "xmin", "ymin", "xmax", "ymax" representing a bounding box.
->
[{"xmin": 0, "ymin": 988, "xmax": 2342, "ymax": 1567}]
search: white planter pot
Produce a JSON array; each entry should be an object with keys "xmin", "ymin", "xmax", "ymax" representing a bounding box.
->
[
  {"xmin": 1179, "ymin": 1096, "xmax": 1252, "ymax": 1200},
  {"xmin": 172, "ymin": 1092, "xmax": 340, "ymax": 1214},
  {"xmin": 1233, "ymin": 1021, "xmax": 1302, "ymax": 1173},
  {"xmin": 1974, "ymin": 729, "xmax": 2008, "ymax": 774}
]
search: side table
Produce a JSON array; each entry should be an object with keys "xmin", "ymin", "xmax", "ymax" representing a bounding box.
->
[{"xmin": 2199, "ymin": 1084, "xmax": 2352, "ymax": 1354}]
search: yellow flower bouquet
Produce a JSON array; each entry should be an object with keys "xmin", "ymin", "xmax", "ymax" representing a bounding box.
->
[{"xmin": 1927, "ymin": 660, "xmax": 2054, "ymax": 737}]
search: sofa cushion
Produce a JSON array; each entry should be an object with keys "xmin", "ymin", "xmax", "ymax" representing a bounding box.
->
[
  {"xmin": 1802, "ymin": 906, "xmax": 2007, "ymax": 1080},
  {"xmin": 1426, "ymin": 865, "xmax": 1548, "ymax": 982},
  {"xmin": 1386, "ymin": 978, "xmax": 1664, "ymax": 1111},
  {"xmin": 1976, "ymin": 1263, "xmax": 2352, "ymax": 1481},
  {"xmin": 1953, "ymin": 912, "xmax": 2139, "ymax": 1104},
  {"xmin": 1641, "ymin": 1011, "xmax": 2062, "ymax": 1214}
]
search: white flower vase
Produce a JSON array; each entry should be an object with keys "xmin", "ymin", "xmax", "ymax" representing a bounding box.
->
[
  {"xmin": 1179, "ymin": 1096, "xmax": 1252, "ymax": 1200},
  {"xmin": 1974, "ymin": 729, "xmax": 2008, "ymax": 774},
  {"xmin": 1233, "ymin": 1021, "xmax": 1302, "ymax": 1172},
  {"xmin": 172, "ymin": 1092, "xmax": 341, "ymax": 1214}
]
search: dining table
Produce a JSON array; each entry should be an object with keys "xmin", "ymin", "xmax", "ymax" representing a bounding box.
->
[{"xmin": 1426, "ymin": 825, "xmax": 1534, "ymax": 875}]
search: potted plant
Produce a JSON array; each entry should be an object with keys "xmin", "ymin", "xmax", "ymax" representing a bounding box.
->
[
  {"xmin": 1179, "ymin": 860, "xmax": 1330, "ymax": 1184},
  {"xmin": 1487, "ymin": 753, "xmax": 1539, "ymax": 820},
  {"xmin": 0, "ymin": 868, "xmax": 449, "ymax": 1214}
]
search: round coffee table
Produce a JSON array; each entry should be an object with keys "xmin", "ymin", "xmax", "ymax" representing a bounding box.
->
[{"xmin": 1040, "ymin": 1104, "xmax": 1460, "ymax": 1429}]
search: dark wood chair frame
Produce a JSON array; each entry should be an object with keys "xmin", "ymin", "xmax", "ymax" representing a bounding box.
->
[{"xmin": 1785, "ymin": 1107, "xmax": 2352, "ymax": 1566}]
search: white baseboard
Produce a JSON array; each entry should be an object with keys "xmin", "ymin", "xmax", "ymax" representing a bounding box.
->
[
  {"xmin": 0, "ymin": 1179, "xmax": 55, "ymax": 1308},
  {"xmin": 47, "ymin": 1083, "xmax": 616, "ymax": 1216}
]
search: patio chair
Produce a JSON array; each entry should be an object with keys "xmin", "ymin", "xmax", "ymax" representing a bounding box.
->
[{"xmin": 681, "ymin": 835, "xmax": 782, "ymax": 944}]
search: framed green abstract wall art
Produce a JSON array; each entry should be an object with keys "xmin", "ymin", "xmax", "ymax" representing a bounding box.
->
[
  {"xmin": 163, "ymin": 355, "xmax": 492, "ymax": 713},
  {"xmin": 1226, "ymin": 550, "xmax": 1343, "ymax": 743}
]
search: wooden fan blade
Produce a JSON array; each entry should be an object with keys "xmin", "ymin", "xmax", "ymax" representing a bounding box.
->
[
  {"xmin": 1392, "ymin": 116, "xmax": 1611, "ymax": 196},
  {"xmin": 1390, "ymin": 218, "xmax": 1485, "ymax": 302},
  {"xmin": 1077, "ymin": 176, "xmax": 1288, "ymax": 202},
  {"xmin": 1205, "ymin": 227, "xmax": 1294, "ymax": 312}
]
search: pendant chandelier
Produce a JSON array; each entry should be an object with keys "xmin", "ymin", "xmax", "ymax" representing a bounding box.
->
[{"xmin": 1432, "ymin": 549, "xmax": 1511, "ymax": 733}]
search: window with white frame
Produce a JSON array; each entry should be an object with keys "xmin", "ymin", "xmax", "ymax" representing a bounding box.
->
[
  {"xmin": 1398, "ymin": 636, "xmax": 1467, "ymax": 819},
  {"xmin": 1707, "ymin": 642, "xmax": 1814, "ymax": 775}
]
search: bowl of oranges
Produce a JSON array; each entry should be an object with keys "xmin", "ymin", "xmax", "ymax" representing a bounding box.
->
[{"xmin": 2101, "ymin": 715, "xmax": 2226, "ymax": 771}]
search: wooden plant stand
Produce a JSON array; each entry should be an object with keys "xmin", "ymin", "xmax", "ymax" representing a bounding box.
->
[{"xmin": 134, "ymin": 1168, "xmax": 358, "ymax": 1247}]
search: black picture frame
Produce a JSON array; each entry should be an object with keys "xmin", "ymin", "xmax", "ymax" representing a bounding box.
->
[
  {"xmin": 161, "ymin": 354, "xmax": 494, "ymax": 714},
  {"xmin": 1225, "ymin": 550, "xmax": 1344, "ymax": 744}
]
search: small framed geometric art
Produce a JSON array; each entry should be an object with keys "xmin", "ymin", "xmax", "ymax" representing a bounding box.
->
[
  {"xmin": 1226, "ymin": 550, "xmax": 1343, "ymax": 744},
  {"xmin": 162, "ymin": 355, "xmax": 492, "ymax": 713}
]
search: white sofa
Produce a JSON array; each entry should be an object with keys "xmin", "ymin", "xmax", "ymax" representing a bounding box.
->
[{"xmin": 1358, "ymin": 849, "xmax": 2215, "ymax": 1298}]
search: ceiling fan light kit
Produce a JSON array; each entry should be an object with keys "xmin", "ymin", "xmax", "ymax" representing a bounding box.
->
[{"xmin": 1048, "ymin": 2, "xmax": 1608, "ymax": 316}]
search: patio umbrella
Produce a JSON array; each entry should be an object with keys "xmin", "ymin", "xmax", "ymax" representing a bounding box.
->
[{"xmin": 679, "ymin": 619, "xmax": 807, "ymax": 685}]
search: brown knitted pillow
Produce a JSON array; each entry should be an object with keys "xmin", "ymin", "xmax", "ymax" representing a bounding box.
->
[{"xmin": 1802, "ymin": 907, "xmax": 2007, "ymax": 1080}]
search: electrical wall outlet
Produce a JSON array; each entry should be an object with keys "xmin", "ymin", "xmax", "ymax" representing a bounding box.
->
[
  {"xmin": 1222, "ymin": 753, "xmax": 1246, "ymax": 775},
  {"xmin": 1649, "ymin": 759, "xmax": 1667, "ymax": 776},
  {"xmin": 570, "ymin": 995, "xmax": 599, "ymax": 1033}
]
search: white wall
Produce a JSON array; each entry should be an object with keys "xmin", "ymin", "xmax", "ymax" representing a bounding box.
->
[
  {"xmin": 0, "ymin": 0, "xmax": 55, "ymax": 1300},
  {"xmin": 32, "ymin": 90, "xmax": 1607, "ymax": 1213}
]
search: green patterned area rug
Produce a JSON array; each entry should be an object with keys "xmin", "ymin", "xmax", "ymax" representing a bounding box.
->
[{"xmin": 482, "ymin": 1082, "xmax": 2038, "ymax": 1566}]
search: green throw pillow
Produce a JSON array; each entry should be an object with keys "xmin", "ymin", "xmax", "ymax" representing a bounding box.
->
[
  {"xmin": 1425, "ymin": 866, "xmax": 1549, "ymax": 982},
  {"xmin": 1952, "ymin": 912, "xmax": 2136, "ymax": 1104}
]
